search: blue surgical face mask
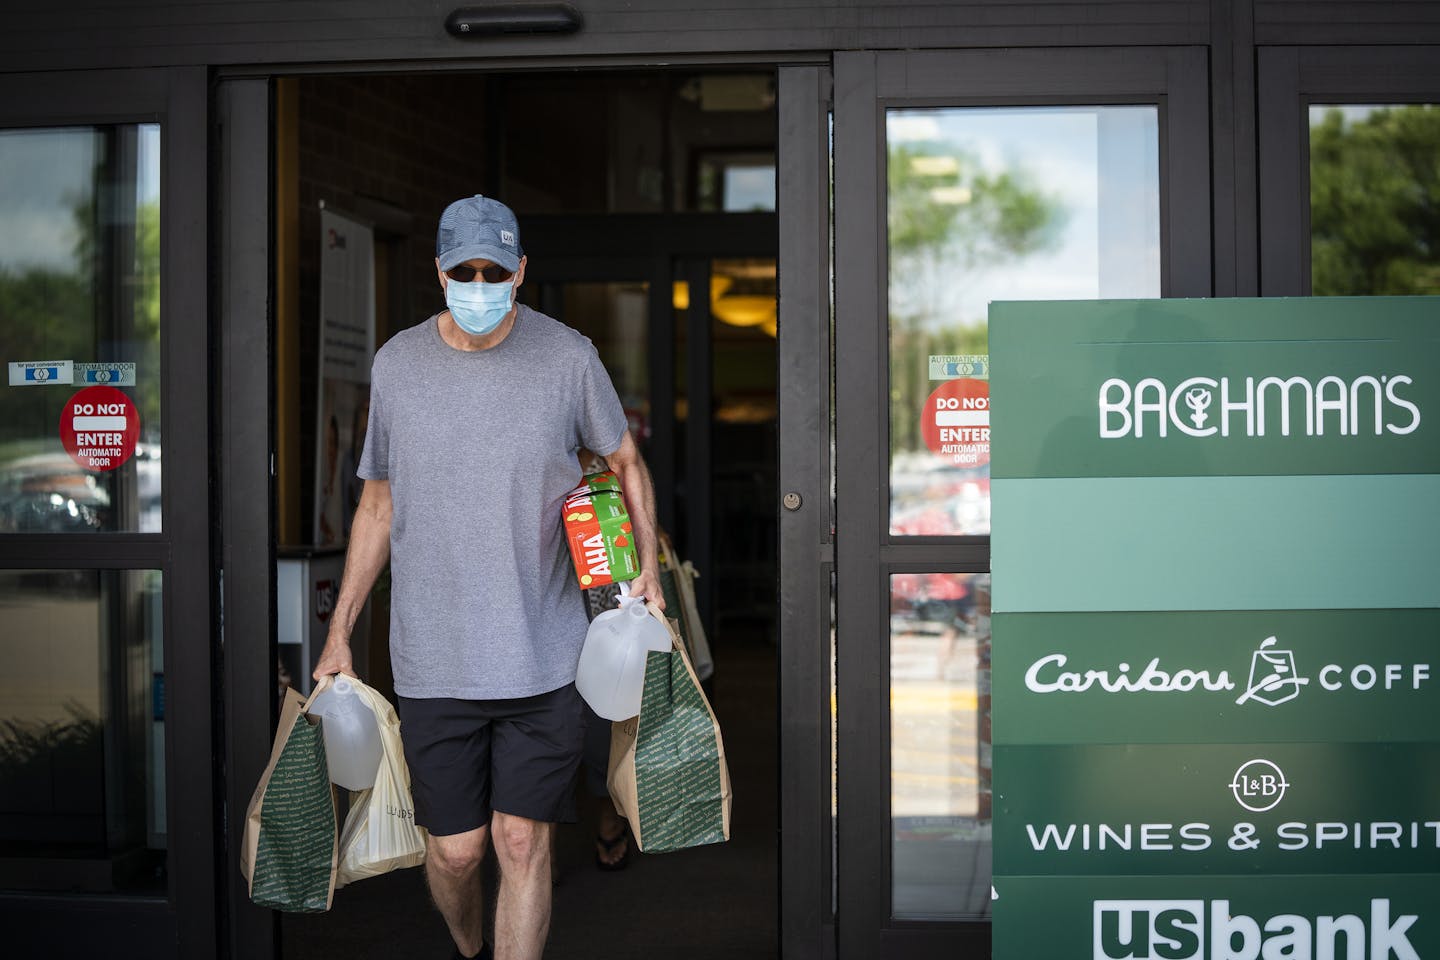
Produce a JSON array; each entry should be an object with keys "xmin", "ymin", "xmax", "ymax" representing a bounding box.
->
[{"xmin": 446, "ymin": 277, "xmax": 515, "ymax": 336}]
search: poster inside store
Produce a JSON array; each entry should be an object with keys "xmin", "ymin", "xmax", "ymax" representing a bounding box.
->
[{"xmin": 313, "ymin": 207, "xmax": 375, "ymax": 547}]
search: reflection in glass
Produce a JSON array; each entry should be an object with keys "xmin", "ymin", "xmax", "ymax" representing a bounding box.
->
[
  {"xmin": 890, "ymin": 572, "xmax": 991, "ymax": 919},
  {"xmin": 555, "ymin": 281, "xmax": 651, "ymax": 443},
  {"xmin": 0, "ymin": 569, "xmax": 165, "ymax": 893},
  {"xmin": 709, "ymin": 258, "xmax": 777, "ymax": 631},
  {"xmin": 672, "ymin": 259, "xmax": 779, "ymax": 626},
  {"xmin": 496, "ymin": 72, "xmax": 776, "ymax": 215},
  {"xmin": 1309, "ymin": 104, "xmax": 1440, "ymax": 296},
  {"xmin": 886, "ymin": 107, "xmax": 1159, "ymax": 536},
  {"xmin": 0, "ymin": 125, "xmax": 162, "ymax": 533},
  {"xmin": 695, "ymin": 152, "xmax": 777, "ymax": 212}
]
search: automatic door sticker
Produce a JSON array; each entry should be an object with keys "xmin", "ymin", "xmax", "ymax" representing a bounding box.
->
[
  {"xmin": 928, "ymin": 354, "xmax": 989, "ymax": 380},
  {"xmin": 75, "ymin": 362, "xmax": 137, "ymax": 386},
  {"xmin": 60, "ymin": 385, "xmax": 140, "ymax": 472},
  {"xmin": 9, "ymin": 359, "xmax": 74, "ymax": 386},
  {"xmin": 922, "ymin": 377, "xmax": 990, "ymax": 467},
  {"xmin": 1235, "ymin": 637, "xmax": 1309, "ymax": 707}
]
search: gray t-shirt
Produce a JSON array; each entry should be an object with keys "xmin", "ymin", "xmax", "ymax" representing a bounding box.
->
[{"xmin": 358, "ymin": 305, "xmax": 628, "ymax": 700}]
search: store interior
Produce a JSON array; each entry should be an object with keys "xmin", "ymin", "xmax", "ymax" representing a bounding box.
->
[{"xmin": 274, "ymin": 68, "xmax": 781, "ymax": 958}]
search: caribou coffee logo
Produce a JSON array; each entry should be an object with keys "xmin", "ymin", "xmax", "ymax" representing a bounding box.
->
[
  {"xmin": 1235, "ymin": 638, "xmax": 1307, "ymax": 706},
  {"xmin": 1023, "ymin": 637, "xmax": 1432, "ymax": 704},
  {"xmin": 1098, "ymin": 374, "xmax": 1421, "ymax": 439}
]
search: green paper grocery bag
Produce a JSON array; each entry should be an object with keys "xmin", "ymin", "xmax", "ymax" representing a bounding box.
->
[
  {"xmin": 241, "ymin": 683, "xmax": 339, "ymax": 913},
  {"xmin": 606, "ymin": 602, "xmax": 732, "ymax": 853}
]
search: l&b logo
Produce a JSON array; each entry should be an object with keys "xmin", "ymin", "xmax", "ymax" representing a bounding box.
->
[
  {"xmin": 1229, "ymin": 759, "xmax": 1289, "ymax": 813},
  {"xmin": 1093, "ymin": 899, "xmax": 1420, "ymax": 959}
]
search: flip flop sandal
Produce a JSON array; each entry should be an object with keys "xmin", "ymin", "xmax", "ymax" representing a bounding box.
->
[{"xmin": 595, "ymin": 823, "xmax": 631, "ymax": 872}]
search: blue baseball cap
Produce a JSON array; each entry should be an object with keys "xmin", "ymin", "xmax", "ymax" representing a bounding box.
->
[{"xmin": 436, "ymin": 194, "xmax": 523, "ymax": 272}]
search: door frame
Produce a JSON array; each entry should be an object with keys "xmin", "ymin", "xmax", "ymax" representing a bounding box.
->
[
  {"xmin": 1257, "ymin": 45, "xmax": 1440, "ymax": 296},
  {"xmin": 216, "ymin": 74, "xmax": 280, "ymax": 960},
  {"xmin": 0, "ymin": 66, "xmax": 216, "ymax": 958},
  {"xmin": 216, "ymin": 60, "xmax": 820, "ymax": 960},
  {"xmin": 830, "ymin": 46, "xmax": 1212, "ymax": 958},
  {"xmin": 775, "ymin": 62, "xmax": 838, "ymax": 960}
]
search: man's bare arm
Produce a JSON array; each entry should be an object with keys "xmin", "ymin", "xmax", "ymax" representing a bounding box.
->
[
  {"xmin": 313, "ymin": 478, "xmax": 393, "ymax": 679},
  {"xmin": 602, "ymin": 432, "xmax": 665, "ymax": 611}
]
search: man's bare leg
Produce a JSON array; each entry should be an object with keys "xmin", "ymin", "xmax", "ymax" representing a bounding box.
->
[
  {"xmin": 490, "ymin": 812, "xmax": 555, "ymax": 960},
  {"xmin": 426, "ymin": 826, "xmax": 490, "ymax": 958}
]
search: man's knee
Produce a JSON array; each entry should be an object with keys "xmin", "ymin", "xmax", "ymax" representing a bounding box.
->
[
  {"xmin": 427, "ymin": 827, "xmax": 488, "ymax": 878},
  {"xmin": 491, "ymin": 813, "xmax": 550, "ymax": 869}
]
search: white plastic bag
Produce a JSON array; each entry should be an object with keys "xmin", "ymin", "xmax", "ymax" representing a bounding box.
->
[
  {"xmin": 332, "ymin": 677, "xmax": 427, "ymax": 887},
  {"xmin": 673, "ymin": 559, "xmax": 714, "ymax": 682}
]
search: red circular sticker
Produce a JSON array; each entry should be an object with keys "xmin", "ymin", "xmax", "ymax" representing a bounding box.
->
[
  {"xmin": 921, "ymin": 378, "xmax": 990, "ymax": 467},
  {"xmin": 60, "ymin": 386, "xmax": 140, "ymax": 472}
]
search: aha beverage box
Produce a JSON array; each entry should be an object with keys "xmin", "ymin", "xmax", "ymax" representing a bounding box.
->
[{"xmin": 562, "ymin": 470, "xmax": 640, "ymax": 588}]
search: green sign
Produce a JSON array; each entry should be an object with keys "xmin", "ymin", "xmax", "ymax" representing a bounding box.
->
[
  {"xmin": 995, "ymin": 610, "xmax": 1440, "ymax": 744},
  {"xmin": 990, "ymin": 297, "xmax": 1438, "ymax": 479},
  {"xmin": 995, "ymin": 877, "xmax": 1440, "ymax": 960},
  {"xmin": 990, "ymin": 298, "xmax": 1440, "ymax": 960},
  {"xmin": 996, "ymin": 742, "xmax": 1440, "ymax": 875}
]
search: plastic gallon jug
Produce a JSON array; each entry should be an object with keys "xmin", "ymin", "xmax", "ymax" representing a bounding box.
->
[
  {"xmin": 307, "ymin": 676, "xmax": 383, "ymax": 790},
  {"xmin": 575, "ymin": 597, "xmax": 673, "ymax": 721}
]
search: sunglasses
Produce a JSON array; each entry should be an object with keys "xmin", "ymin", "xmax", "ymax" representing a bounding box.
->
[{"xmin": 446, "ymin": 263, "xmax": 514, "ymax": 284}]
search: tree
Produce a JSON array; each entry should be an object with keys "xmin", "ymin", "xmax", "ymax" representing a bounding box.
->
[
  {"xmin": 0, "ymin": 266, "xmax": 92, "ymax": 450},
  {"xmin": 1310, "ymin": 105, "xmax": 1440, "ymax": 296},
  {"xmin": 886, "ymin": 139, "xmax": 1064, "ymax": 456}
]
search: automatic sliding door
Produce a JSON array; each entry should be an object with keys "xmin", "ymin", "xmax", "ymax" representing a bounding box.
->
[
  {"xmin": 832, "ymin": 47, "xmax": 1210, "ymax": 958},
  {"xmin": 0, "ymin": 68, "xmax": 213, "ymax": 959}
]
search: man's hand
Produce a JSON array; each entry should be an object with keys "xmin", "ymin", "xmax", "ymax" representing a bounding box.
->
[
  {"xmin": 312, "ymin": 636, "xmax": 356, "ymax": 681},
  {"xmin": 627, "ymin": 569, "xmax": 665, "ymax": 612}
]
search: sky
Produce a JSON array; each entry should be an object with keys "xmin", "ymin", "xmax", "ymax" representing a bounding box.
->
[
  {"xmin": 0, "ymin": 124, "xmax": 159, "ymax": 272},
  {"xmin": 887, "ymin": 105, "xmax": 1161, "ymax": 330}
]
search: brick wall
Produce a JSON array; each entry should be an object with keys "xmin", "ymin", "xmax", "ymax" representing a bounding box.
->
[{"xmin": 294, "ymin": 73, "xmax": 493, "ymax": 541}]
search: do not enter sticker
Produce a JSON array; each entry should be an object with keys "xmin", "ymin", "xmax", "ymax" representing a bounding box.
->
[
  {"xmin": 60, "ymin": 386, "xmax": 140, "ymax": 472},
  {"xmin": 921, "ymin": 378, "xmax": 990, "ymax": 467}
]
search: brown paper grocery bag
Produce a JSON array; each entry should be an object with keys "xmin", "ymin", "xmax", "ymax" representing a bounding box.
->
[
  {"xmin": 607, "ymin": 603, "xmax": 732, "ymax": 853},
  {"xmin": 241, "ymin": 681, "xmax": 339, "ymax": 912}
]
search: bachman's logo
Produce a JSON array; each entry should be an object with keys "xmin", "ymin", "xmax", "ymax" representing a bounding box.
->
[{"xmin": 1098, "ymin": 374, "xmax": 1421, "ymax": 439}]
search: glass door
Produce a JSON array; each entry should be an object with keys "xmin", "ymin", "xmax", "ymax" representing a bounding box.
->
[
  {"xmin": 0, "ymin": 68, "xmax": 214, "ymax": 958},
  {"xmin": 829, "ymin": 48, "xmax": 1211, "ymax": 958},
  {"xmin": 1257, "ymin": 46, "xmax": 1440, "ymax": 296}
]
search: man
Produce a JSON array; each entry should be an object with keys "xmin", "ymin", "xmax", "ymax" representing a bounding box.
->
[{"xmin": 313, "ymin": 194, "xmax": 663, "ymax": 960}]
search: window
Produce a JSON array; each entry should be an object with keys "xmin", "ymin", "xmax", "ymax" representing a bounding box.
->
[
  {"xmin": 1309, "ymin": 104, "xmax": 1440, "ymax": 296},
  {"xmin": 0, "ymin": 125, "xmax": 162, "ymax": 533},
  {"xmin": 886, "ymin": 106, "xmax": 1160, "ymax": 536}
]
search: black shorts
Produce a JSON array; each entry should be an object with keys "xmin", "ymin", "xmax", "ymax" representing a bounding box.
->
[{"xmin": 396, "ymin": 683, "xmax": 588, "ymax": 836}]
